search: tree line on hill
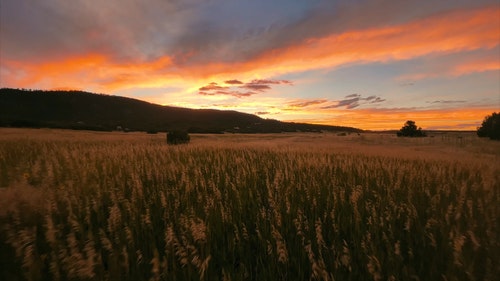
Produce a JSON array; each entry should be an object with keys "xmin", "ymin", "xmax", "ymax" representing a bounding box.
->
[{"xmin": 0, "ymin": 88, "xmax": 362, "ymax": 134}]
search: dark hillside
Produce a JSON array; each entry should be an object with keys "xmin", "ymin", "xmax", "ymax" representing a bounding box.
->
[{"xmin": 0, "ymin": 88, "xmax": 362, "ymax": 133}]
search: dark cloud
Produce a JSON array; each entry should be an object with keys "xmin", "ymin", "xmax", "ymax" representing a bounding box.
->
[
  {"xmin": 198, "ymin": 82, "xmax": 228, "ymax": 91},
  {"xmin": 255, "ymin": 111, "xmax": 271, "ymax": 115},
  {"xmin": 345, "ymin": 93, "xmax": 359, "ymax": 98},
  {"xmin": 239, "ymin": 79, "xmax": 292, "ymax": 92},
  {"xmin": 365, "ymin": 96, "xmax": 386, "ymax": 103},
  {"xmin": 224, "ymin": 79, "xmax": 244, "ymax": 85},
  {"xmin": 337, "ymin": 97, "xmax": 362, "ymax": 109},
  {"xmin": 427, "ymin": 100, "xmax": 466, "ymax": 104},
  {"xmin": 249, "ymin": 79, "xmax": 292, "ymax": 85},
  {"xmin": 198, "ymin": 81, "xmax": 258, "ymax": 98},
  {"xmin": 199, "ymin": 78, "xmax": 293, "ymax": 98},
  {"xmin": 288, "ymin": 99, "xmax": 328, "ymax": 108},
  {"xmin": 240, "ymin": 84, "xmax": 271, "ymax": 92},
  {"xmin": 321, "ymin": 94, "xmax": 386, "ymax": 109}
]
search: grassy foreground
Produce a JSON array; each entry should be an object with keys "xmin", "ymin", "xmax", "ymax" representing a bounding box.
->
[{"xmin": 0, "ymin": 129, "xmax": 499, "ymax": 281}]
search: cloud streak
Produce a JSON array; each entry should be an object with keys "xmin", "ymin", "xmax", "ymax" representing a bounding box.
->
[
  {"xmin": 224, "ymin": 79, "xmax": 244, "ymax": 85},
  {"xmin": 427, "ymin": 100, "xmax": 466, "ymax": 104},
  {"xmin": 288, "ymin": 99, "xmax": 328, "ymax": 108},
  {"xmin": 199, "ymin": 90, "xmax": 257, "ymax": 98},
  {"xmin": 198, "ymin": 79, "xmax": 292, "ymax": 98},
  {"xmin": 283, "ymin": 94, "xmax": 386, "ymax": 112},
  {"xmin": 321, "ymin": 94, "xmax": 386, "ymax": 110},
  {"xmin": 199, "ymin": 82, "xmax": 228, "ymax": 92},
  {"xmin": 238, "ymin": 79, "xmax": 291, "ymax": 92}
]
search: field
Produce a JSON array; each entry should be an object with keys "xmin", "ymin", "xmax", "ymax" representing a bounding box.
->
[{"xmin": 0, "ymin": 128, "xmax": 499, "ymax": 281}]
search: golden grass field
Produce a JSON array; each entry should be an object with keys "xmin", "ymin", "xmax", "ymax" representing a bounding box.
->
[{"xmin": 0, "ymin": 128, "xmax": 499, "ymax": 281}]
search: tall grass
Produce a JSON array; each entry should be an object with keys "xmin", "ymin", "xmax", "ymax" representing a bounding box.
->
[{"xmin": 0, "ymin": 130, "xmax": 498, "ymax": 280}]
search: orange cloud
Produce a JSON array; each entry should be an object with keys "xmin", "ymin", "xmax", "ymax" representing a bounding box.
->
[
  {"xmin": 398, "ymin": 53, "xmax": 500, "ymax": 81},
  {"xmin": 236, "ymin": 6, "xmax": 499, "ymax": 77},
  {"xmin": 1, "ymin": 54, "xmax": 175, "ymax": 91},
  {"xmin": 11, "ymin": 53, "xmax": 107, "ymax": 86},
  {"xmin": 1, "ymin": 6, "xmax": 498, "ymax": 95},
  {"xmin": 452, "ymin": 59, "xmax": 500, "ymax": 76},
  {"xmin": 145, "ymin": 6, "xmax": 498, "ymax": 84}
]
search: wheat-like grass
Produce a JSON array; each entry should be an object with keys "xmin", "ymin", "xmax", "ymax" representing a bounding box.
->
[{"xmin": 0, "ymin": 129, "xmax": 498, "ymax": 280}]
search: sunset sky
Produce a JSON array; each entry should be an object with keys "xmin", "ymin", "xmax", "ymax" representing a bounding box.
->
[{"xmin": 1, "ymin": 0, "xmax": 499, "ymax": 130}]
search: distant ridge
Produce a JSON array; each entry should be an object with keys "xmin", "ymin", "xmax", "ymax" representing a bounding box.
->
[{"xmin": 0, "ymin": 88, "xmax": 362, "ymax": 133}]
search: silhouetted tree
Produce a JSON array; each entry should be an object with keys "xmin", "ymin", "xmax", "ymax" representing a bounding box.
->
[
  {"xmin": 167, "ymin": 130, "xmax": 190, "ymax": 144},
  {"xmin": 397, "ymin": 120, "xmax": 426, "ymax": 137},
  {"xmin": 477, "ymin": 112, "xmax": 500, "ymax": 140}
]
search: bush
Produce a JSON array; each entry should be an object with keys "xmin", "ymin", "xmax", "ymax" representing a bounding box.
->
[
  {"xmin": 477, "ymin": 112, "xmax": 500, "ymax": 140},
  {"xmin": 397, "ymin": 120, "xmax": 426, "ymax": 137},
  {"xmin": 167, "ymin": 130, "xmax": 190, "ymax": 145}
]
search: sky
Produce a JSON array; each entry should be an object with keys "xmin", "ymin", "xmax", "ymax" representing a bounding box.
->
[{"xmin": 1, "ymin": 0, "xmax": 499, "ymax": 130}]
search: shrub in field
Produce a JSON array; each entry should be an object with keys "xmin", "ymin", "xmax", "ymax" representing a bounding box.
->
[
  {"xmin": 167, "ymin": 130, "xmax": 190, "ymax": 144},
  {"xmin": 477, "ymin": 112, "xmax": 500, "ymax": 140},
  {"xmin": 397, "ymin": 120, "xmax": 426, "ymax": 137}
]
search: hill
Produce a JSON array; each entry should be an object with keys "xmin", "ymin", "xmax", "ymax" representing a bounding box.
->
[{"xmin": 0, "ymin": 88, "xmax": 362, "ymax": 133}]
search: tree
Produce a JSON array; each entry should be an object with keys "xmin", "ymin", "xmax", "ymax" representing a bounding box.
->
[
  {"xmin": 477, "ymin": 112, "xmax": 500, "ymax": 140},
  {"xmin": 397, "ymin": 120, "xmax": 426, "ymax": 137},
  {"xmin": 167, "ymin": 130, "xmax": 190, "ymax": 145}
]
